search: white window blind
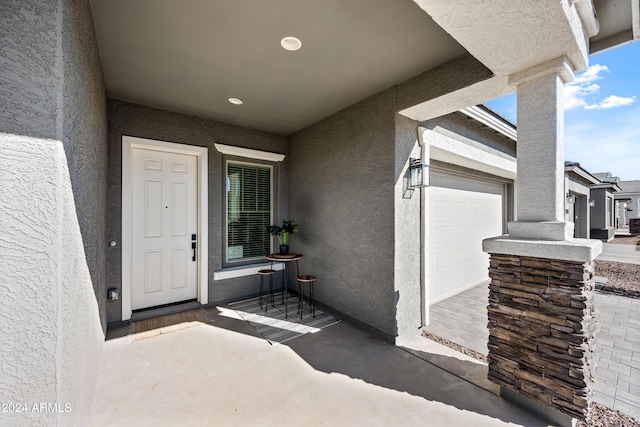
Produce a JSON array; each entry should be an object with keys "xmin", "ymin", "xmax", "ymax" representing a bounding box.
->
[{"xmin": 227, "ymin": 162, "xmax": 271, "ymax": 261}]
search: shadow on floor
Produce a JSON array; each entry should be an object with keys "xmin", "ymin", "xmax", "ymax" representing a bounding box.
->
[{"xmin": 96, "ymin": 300, "xmax": 550, "ymax": 426}]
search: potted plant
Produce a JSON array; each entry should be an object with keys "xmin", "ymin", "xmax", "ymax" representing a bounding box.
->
[{"xmin": 267, "ymin": 220, "xmax": 300, "ymax": 255}]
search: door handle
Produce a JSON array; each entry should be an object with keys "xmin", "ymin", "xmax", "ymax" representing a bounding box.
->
[{"xmin": 192, "ymin": 241, "xmax": 197, "ymax": 261}]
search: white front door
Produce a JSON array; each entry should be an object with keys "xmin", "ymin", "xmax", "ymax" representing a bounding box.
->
[{"xmin": 131, "ymin": 147, "xmax": 198, "ymax": 310}]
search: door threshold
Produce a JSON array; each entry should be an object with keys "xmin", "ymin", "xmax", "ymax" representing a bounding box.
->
[{"xmin": 131, "ymin": 300, "xmax": 200, "ymax": 322}]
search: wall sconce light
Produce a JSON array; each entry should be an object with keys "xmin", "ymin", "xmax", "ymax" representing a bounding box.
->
[
  {"xmin": 589, "ymin": 199, "xmax": 596, "ymax": 207},
  {"xmin": 566, "ymin": 194, "xmax": 576, "ymax": 205},
  {"xmin": 409, "ymin": 158, "xmax": 429, "ymax": 188}
]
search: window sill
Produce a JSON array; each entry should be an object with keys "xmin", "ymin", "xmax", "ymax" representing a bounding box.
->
[{"xmin": 213, "ymin": 262, "xmax": 284, "ymax": 281}]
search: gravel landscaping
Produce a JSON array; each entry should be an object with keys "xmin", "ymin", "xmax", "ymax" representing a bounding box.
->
[
  {"xmin": 576, "ymin": 402, "xmax": 640, "ymax": 427},
  {"xmin": 595, "ymin": 234, "xmax": 640, "ymax": 299},
  {"xmin": 595, "ymin": 260, "xmax": 640, "ymax": 298},
  {"xmin": 422, "ymin": 331, "xmax": 487, "ymax": 363},
  {"xmin": 606, "ymin": 235, "xmax": 640, "ymax": 246}
]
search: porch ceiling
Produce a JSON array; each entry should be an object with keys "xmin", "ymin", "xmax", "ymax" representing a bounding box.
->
[
  {"xmin": 89, "ymin": 0, "xmax": 466, "ymax": 135},
  {"xmin": 89, "ymin": 0, "xmax": 638, "ymax": 136}
]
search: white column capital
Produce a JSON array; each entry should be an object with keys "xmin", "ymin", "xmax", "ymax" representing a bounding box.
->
[{"xmin": 509, "ymin": 57, "xmax": 575, "ymax": 87}]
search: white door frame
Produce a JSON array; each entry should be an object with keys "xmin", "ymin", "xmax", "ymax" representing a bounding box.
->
[{"xmin": 122, "ymin": 135, "xmax": 208, "ymax": 321}]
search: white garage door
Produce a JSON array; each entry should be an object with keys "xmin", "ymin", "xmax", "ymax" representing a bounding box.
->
[{"xmin": 429, "ymin": 171, "xmax": 505, "ymax": 304}]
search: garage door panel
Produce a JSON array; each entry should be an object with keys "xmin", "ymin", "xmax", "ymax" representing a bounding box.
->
[
  {"xmin": 439, "ymin": 225, "xmax": 467, "ymax": 244},
  {"xmin": 429, "ymin": 170, "xmax": 505, "ymax": 304},
  {"xmin": 486, "ymin": 200, "xmax": 504, "ymax": 217},
  {"xmin": 467, "ymin": 220, "xmax": 502, "ymax": 237},
  {"xmin": 437, "ymin": 272, "xmax": 465, "ymax": 297},
  {"xmin": 437, "ymin": 248, "xmax": 466, "ymax": 270},
  {"xmin": 429, "ymin": 253, "xmax": 439, "ymax": 274},
  {"xmin": 429, "ymin": 226, "xmax": 440, "ymax": 246},
  {"xmin": 429, "ymin": 278, "xmax": 438, "ymax": 300},
  {"xmin": 466, "ymin": 260, "xmax": 491, "ymax": 285},
  {"xmin": 429, "ymin": 199, "xmax": 439, "ymax": 217},
  {"xmin": 464, "ymin": 244, "xmax": 488, "ymax": 262},
  {"xmin": 438, "ymin": 199, "xmax": 466, "ymax": 218},
  {"xmin": 467, "ymin": 201, "xmax": 487, "ymax": 218}
]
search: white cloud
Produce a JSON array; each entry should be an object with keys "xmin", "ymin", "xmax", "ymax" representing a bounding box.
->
[
  {"xmin": 564, "ymin": 83, "xmax": 600, "ymax": 109},
  {"xmin": 584, "ymin": 95, "xmax": 637, "ymax": 110},
  {"xmin": 572, "ymin": 64, "xmax": 609, "ymax": 84},
  {"xmin": 564, "ymin": 64, "xmax": 636, "ymax": 111}
]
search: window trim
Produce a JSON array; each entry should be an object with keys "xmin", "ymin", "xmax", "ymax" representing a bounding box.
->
[
  {"xmin": 223, "ymin": 158, "xmax": 275, "ymax": 267},
  {"xmin": 214, "ymin": 143, "xmax": 285, "ymax": 162}
]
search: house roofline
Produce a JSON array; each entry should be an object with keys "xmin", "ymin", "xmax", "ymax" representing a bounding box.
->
[
  {"xmin": 591, "ymin": 183, "xmax": 622, "ymax": 192},
  {"xmin": 459, "ymin": 105, "xmax": 517, "ymax": 142},
  {"xmin": 564, "ymin": 161, "xmax": 601, "ymax": 185}
]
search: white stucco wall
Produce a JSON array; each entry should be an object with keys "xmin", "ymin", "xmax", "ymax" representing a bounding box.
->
[
  {"xmin": 1, "ymin": 136, "xmax": 104, "ymax": 425},
  {"xmin": 0, "ymin": 0, "xmax": 106, "ymax": 424}
]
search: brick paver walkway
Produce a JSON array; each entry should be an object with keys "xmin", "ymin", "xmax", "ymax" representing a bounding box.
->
[
  {"xmin": 592, "ymin": 293, "xmax": 640, "ymax": 416},
  {"xmin": 424, "ymin": 284, "xmax": 640, "ymax": 419}
]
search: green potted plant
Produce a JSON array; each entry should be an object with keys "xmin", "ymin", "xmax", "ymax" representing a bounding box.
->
[{"xmin": 267, "ymin": 220, "xmax": 300, "ymax": 255}]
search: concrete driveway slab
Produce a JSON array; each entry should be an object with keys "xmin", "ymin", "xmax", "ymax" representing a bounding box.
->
[{"xmin": 597, "ymin": 243, "xmax": 640, "ymax": 265}]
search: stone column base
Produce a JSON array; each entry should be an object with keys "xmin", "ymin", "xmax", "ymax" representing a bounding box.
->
[{"xmin": 486, "ymin": 252, "xmax": 596, "ymax": 421}]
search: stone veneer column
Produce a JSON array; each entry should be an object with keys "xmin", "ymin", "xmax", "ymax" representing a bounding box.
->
[
  {"xmin": 484, "ymin": 57, "xmax": 602, "ymax": 424},
  {"xmin": 486, "ymin": 253, "xmax": 596, "ymax": 419}
]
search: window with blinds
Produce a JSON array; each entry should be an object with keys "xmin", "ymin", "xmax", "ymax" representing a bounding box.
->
[{"xmin": 226, "ymin": 162, "xmax": 272, "ymax": 262}]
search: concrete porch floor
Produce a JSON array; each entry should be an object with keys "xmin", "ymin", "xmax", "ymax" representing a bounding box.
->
[{"xmin": 91, "ymin": 305, "xmax": 552, "ymax": 426}]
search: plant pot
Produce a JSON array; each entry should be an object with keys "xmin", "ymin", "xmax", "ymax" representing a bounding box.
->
[{"xmin": 279, "ymin": 244, "xmax": 289, "ymax": 255}]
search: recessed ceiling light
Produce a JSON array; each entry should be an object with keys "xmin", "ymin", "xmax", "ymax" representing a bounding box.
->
[
  {"xmin": 228, "ymin": 97, "xmax": 244, "ymax": 105},
  {"xmin": 280, "ymin": 36, "xmax": 302, "ymax": 51}
]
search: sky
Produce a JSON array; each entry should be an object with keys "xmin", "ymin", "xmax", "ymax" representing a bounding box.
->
[{"xmin": 485, "ymin": 41, "xmax": 640, "ymax": 181}]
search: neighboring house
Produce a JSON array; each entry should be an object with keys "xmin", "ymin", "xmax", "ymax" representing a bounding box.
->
[
  {"xmin": 614, "ymin": 180, "xmax": 640, "ymax": 227},
  {"xmin": 2, "ymin": 0, "xmax": 638, "ymax": 424},
  {"xmin": 564, "ymin": 162, "xmax": 600, "ymax": 239},
  {"xmin": 590, "ymin": 173, "xmax": 622, "ymax": 241},
  {"xmin": 564, "ymin": 164, "xmax": 621, "ymax": 241}
]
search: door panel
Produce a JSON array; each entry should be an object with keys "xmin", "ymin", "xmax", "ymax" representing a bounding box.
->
[
  {"xmin": 429, "ymin": 171, "xmax": 504, "ymax": 304},
  {"xmin": 132, "ymin": 148, "xmax": 198, "ymax": 310},
  {"xmin": 145, "ymin": 179, "xmax": 162, "ymax": 237},
  {"xmin": 171, "ymin": 248, "xmax": 188, "ymax": 289},
  {"xmin": 172, "ymin": 181, "xmax": 188, "ymax": 236}
]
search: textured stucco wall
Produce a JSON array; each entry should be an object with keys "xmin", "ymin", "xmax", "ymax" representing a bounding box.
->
[
  {"xmin": 106, "ymin": 99, "xmax": 287, "ymax": 323},
  {"xmin": 515, "ymin": 72, "xmax": 565, "ymax": 224},
  {"xmin": 422, "ymin": 112, "xmax": 516, "ymax": 159},
  {"xmin": 393, "ymin": 114, "xmax": 422, "ymax": 337},
  {"xmin": 0, "ymin": 1, "xmax": 60, "ymax": 139},
  {"xmin": 0, "ymin": 0, "xmax": 106, "ymax": 425},
  {"xmin": 288, "ymin": 89, "xmax": 397, "ymax": 338},
  {"xmin": 62, "ymin": 0, "xmax": 109, "ymax": 332},
  {"xmin": 59, "ymin": 0, "xmax": 108, "ymax": 419}
]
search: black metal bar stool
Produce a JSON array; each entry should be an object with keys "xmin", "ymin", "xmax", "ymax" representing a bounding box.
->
[
  {"xmin": 296, "ymin": 275, "xmax": 316, "ymax": 319},
  {"xmin": 258, "ymin": 269, "xmax": 276, "ymax": 311}
]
